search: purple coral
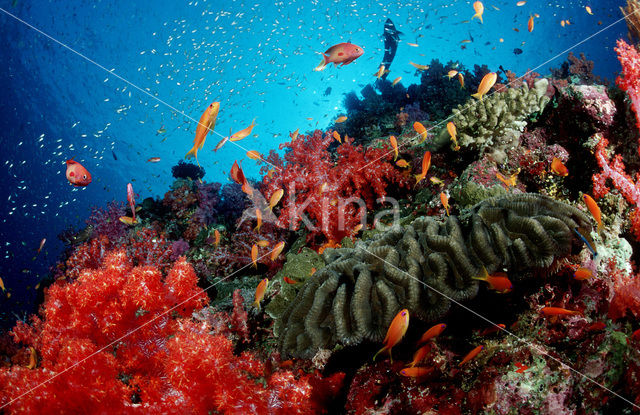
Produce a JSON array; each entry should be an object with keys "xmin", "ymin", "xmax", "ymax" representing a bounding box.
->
[
  {"xmin": 170, "ymin": 239, "xmax": 190, "ymax": 261},
  {"xmin": 193, "ymin": 181, "xmax": 221, "ymax": 226},
  {"xmin": 86, "ymin": 201, "xmax": 128, "ymax": 242}
]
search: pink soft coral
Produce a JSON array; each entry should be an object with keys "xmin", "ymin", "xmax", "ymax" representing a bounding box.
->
[{"xmin": 616, "ymin": 39, "xmax": 640, "ymax": 137}]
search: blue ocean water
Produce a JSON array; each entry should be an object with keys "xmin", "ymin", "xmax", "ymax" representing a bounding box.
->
[{"xmin": 0, "ymin": 0, "xmax": 627, "ymax": 328}]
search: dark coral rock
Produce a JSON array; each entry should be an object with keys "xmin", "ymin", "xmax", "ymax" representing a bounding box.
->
[
  {"xmin": 277, "ymin": 194, "xmax": 592, "ymax": 358},
  {"xmin": 171, "ymin": 160, "xmax": 205, "ymax": 181}
]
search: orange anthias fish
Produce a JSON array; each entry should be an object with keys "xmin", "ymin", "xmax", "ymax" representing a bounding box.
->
[
  {"xmin": 574, "ymin": 267, "xmax": 594, "ymax": 281},
  {"xmin": 0, "ymin": 276, "xmax": 5, "ymax": 291},
  {"xmin": 446, "ymin": 70, "xmax": 459, "ymax": 79},
  {"xmin": 254, "ymin": 208, "xmax": 263, "ymax": 233},
  {"xmin": 396, "ymin": 159, "xmax": 410, "ymax": 168},
  {"xmin": 471, "ymin": 1, "xmax": 484, "ymax": 23},
  {"xmin": 407, "ymin": 343, "xmax": 432, "ymax": 367},
  {"xmin": 187, "ymin": 102, "xmax": 219, "ymax": 165},
  {"xmin": 314, "ymin": 43, "xmax": 364, "ymax": 72},
  {"xmin": 269, "ymin": 189, "xmax": 284, "ymax": 210},
  {"xmin": 127, "ymin": 183, "xmax": 136, "ymax": 221},
  {"xmin": 290, "ymin": 128, "xmax": 300, "ymax": 142},
  {"xmin": 283, "ymin": 276, "xmax": 298, "ymax": 284},
  {"xmin": 472, "ymin": 72, "xmax": 497, "ymax": 100},
  {"xmin": 409, "ymin": 62, "xmax": 430, "ymax": 71},
  {"xmin": 230, "ymin": 118, "xmax": 257, "ymax": 142},
  {"xmin": 36, "ymin": 238, "xmax": 46, "ymax": 255},
  {"xmin": 270, "ymin": 241, "xmax": 285, "ymax": 261},
  {"xmin": 333, "ymin": 131, "xmax": 342, "ymax": 143},
  {"xmin": 400, "ymin": 367, "xmax": 434, "ymax": 378},
  {"xmin": 373, "ymin": 309, "xmax": 410, "ymax": 363},
  {"xmin": 527, "ymin": 15, "xmax": 534, "ymax": 32},
  {"xmin": 374, "ymin": 64, "xmax": 387, "ymax": 78},
  {"xmin": 418, "ymin": 323, "xmax": 447, "ymax": 344},
  {"xmin": 246, "ymin": 150, "xmax": 262, "ymax": 160},
  {"xmin": 496, "ymin": 170, "xmax": 519, "ymax": 188},
  {"xmin": 251, "ymin": 244, "xmax": 259, "ymax": 268},
  {"xmin": 27, "ymin": 347, "xmax": 37, "ymax": 369},
  {"xmin": 253, "ymin": 278, "xmax": 269, "ymax": 309},
  {"xmin": 335, "ymin": 116, "xmax": 348, "ymax": 123},
  {"xmin": 392, "ymin": 76, "xmax": 402, "ymax": 86},
  {"xmin": 213, "ymin": 135, "xmax": 229, "ymax": 152},
  {"xmin": 478, "ymin": 323, "xmax": 506, "ymax": 336},
  {"xmin": 230, "ymin": 160, "xmax": 247, "ymax": 186},
  {"xmin": 583, "ymin": 194, "xmax": 602, "ymax": 233},
  {"xmin": 458, "ymin": 72, "xmax": 465, "ymax": 89},
  {"xmin": 473, "ymin": 266, "xmax": 513, "ymax": 293},
  {"xmin": 213, "ymin": 229, "xmax": 221, "ymax": 248},
  {"xmin": 446, "ymin": 122, "xmax": 460, "ymax": 151},
  {"xmin": 256, "ymin": 239, "xmax": 270, "ymax": 247},
  {"xmin": 585, "ymin": 6, "xmax": 593, "ymax": 15},
  {"xmin": 551, "ymin": 157, "xmax": 569, "ymax": 176},
  {"xmin": 389, "ymin": 135, "xmax": 399, "ymax": 161},
  {"xmin": 414, "ymin": 151, "xmax": 431, "ymax": 185},
  {"xmin": 413, "ymin": 122, "xmax": 428, "ymax": 143},
  {"xmin": 440, "ymin": 192, "xmax": 450, "ymax": 216},
  {"xmin": 540, "ymin": 306, "xmax": 582, "ymax": 317},
  {"xmin": 65, "ymin": 159, "xmax": 92, "ymax": 187},
  {"xmin": 459, "ymin": 345, "xmax": 484, "ymax": 366},
  {"xmin": 147, "ymin": 157, "xmax": 161, "ymax": 163}
]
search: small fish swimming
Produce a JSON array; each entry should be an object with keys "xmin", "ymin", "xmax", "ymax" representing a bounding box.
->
[
  {"xmin": 459, "ymin": 345, "xmax": 483, "ymax": 366},
  {"xmin": 407, "ymin": 343, "xmax": 432, "ymax": 368},
  {"xmin": 270, "ymin": 241, "xmax": 285, "ymax": 261},
  {"xmin": 574, "ymin": 267, "xmax": 594, "ymax": 281},
  {"xmin": 471, "ymin": 1, "xmax": 484, "ymax": 23},
  {"xmin": 251, "ymin": 244, "xmax": 259, "ymax": 268},
  {"xmin": 187, "ymin": 102, "xmax": 220, "ymax": 166},
  {"xmin": 269, "ymin": 189, "xmax": 284, "ymax": 210},
  {"xmin": 389, "ymin": 135, "xmax": 399, "ymax": 160},
  {"xmin": 254, "ymin": 208, "xmax": 262, "ymax": 233},
  {"xmin": 414, "ymin": 151, "xmax": 431, "ymax": 185},
  {"xmin": 573, "ymin": 227, "xmax": 598, "ymax": 257},
  {"xmin": 446, "ymin": 121, "xmax": 459, "ymax": 150},
  {"xmin": 213, "ymin": 229, "xmax": 220, "ymax": 248},
  {"xmin": 540, "ymin": 306, "xmax": 581, "ymax": 317},
  {"xmin": 392, "ymin": 76, "xmax": 402, "ymax": 86},
  {"xmin": 440, "ymin": 192, "xmax": 450, "ymax": 216},
  {"xmin": 551, "ymin": 157, "xmax": 569, "ymax": 176},
  {"xmin": 65, "ymin": 159, "xmax": 92, "ymax": 187},
  {"xmin": 527, "ymin": 15, "xmax": 534, "ymax": 32},
  {"xmin": 314, "ymin": 43, "xmax": 364, "ymax": 71},
  {"xmin": 418, "ymin": 323, "xmax": 447, "ymax": 344},
  {"xmin": 147, "ymin": 157, "xmax": 161, "ymax": 163},
  {"xmin": 400, "ymin": 367, "xmax": 433, "ymax": 378},
  {"xmin": 473, "ymin": 266, "xmax": 512, "ymax": 293},
  {"xmin": 409, "ymin": 62, "xmax": 430, "ymax": 71},
  {"xmin": 127, "ymin": 183, "xmax": 136, "ymax": 221},
  {"xmin": 413, "ymin": 121, "xmax": 428, "ymax": 143},
  {"xmin": 119, "ymin": 216, "xmax": 138, "ymax": 226},
  {"xmin": 472, "ymin": 72, "xmax": 497, "ymax": 100},
  {"xmin": 253, "ymin": 278, "xmax": 269, "ymax": 309},
  {"xmin": 373, "ymin": 309, "xmax": 410, "ymax": 363},
  {"xmin": 396, "ymin": 159, "xmax": 410, "ymax": 168},
  {"xmin": 458, "ymin": 72, "xmax": 465, "ymax": 88},
  {"xmin": 230, "ymin": 118, "xmax": 257, "ymax": 142},
  {"xmin": 335, "ymin": 116, "xmax": 348, "ymax": 123},
  {"xmin": 583, "ymin": 194, "xmax": 602, "ymax": 233}
]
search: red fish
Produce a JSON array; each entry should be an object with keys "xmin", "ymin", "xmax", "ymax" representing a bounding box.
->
[
  {"xmin": 540, "ymin": 307, "xmax": 582, "ymax": 317},
  {"xmin": 583, "ymin": 194, "xmax": 602, "ymax": 233},
  {"xmin": 587, "ymin": 322, "xmax": 606, "ymax": 332},
  {"xmin": 283, "ymin": 276, "xmax": 298, "ymax": 284},
  {"xmin": 514, "ymin": 362, "xmax": 529, "ymax": 373},
  {"xmin": 408, "ymin": 343, "xmax": 432, "ymax": 367},
  {"xmin": 65, "ymin": 159, "xmax": 92, "ymax": 186},
  {"xmin": 573, "ymin": 267, "xmax": 594, "ymax": 281},
  {"xmin": 230, "ymin": 160, "xmax": 247, "ymax": 186},
  {"xmin": 400, "ymin": 367, "xmax": 433, "ymax": 378},
  {"xmin": 414, "ymin": 151, "xmax": 431, "ymax": 185},
  {"xmin": 418, "ymin": 323, "xmax": 447, "ymax": 344},
  {"xmin": 551, "ymin": 157, "xmax": 569, "ymax": 176},
  {"xmin": 127, "ymin": 183, "xmax": 136, "ymax": 221},
  {"xmin": 373, "ymin": 309, "xmax": 410, "ymax": 363},
  {"xmin": 477, "ymin": 323, "xmax": 506, "ymax": 336},
  {"xmin": 459, "ymin": 345, "xmax": 483, "ymax": 366},
  {"xmin": 473, "ymin": 267, "xmax": 513, "ymax": 293},
  {"xmin": 314, "ymin": 43, "xmax": 364, "ymax": 71}
]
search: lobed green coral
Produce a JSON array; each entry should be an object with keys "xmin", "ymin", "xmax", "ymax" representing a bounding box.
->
[
  {"xmin": 277, "ymin": 193, "xmax": 592, "ymax": 358},
  {"xmin": 435, "ymin": 79, "xmax": 550, "ymax": 163}
]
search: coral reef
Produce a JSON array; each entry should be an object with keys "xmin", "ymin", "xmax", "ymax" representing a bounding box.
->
[
  {"xmin": 171, "ymin": 159, "xmax": 205, "ymax": 181},
  {"xmin": 278, "ymin": 193, "xmax": 591, "ymax": 358},
  {"xmin": 435, "ymin": 79, "xmax": 550, "ymax": 163},
  {"xmin": 260, "ymin": 129, "xmax": 411, "ymax": 245}
]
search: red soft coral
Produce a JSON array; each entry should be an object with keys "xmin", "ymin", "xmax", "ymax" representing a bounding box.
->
[
  {"xmin": 616, "ymin": 39, "xmax": 640, "ymax": 136},
  {"xmin": 260, "ymin": 130, "xmax": 411, "ymax": 244}
]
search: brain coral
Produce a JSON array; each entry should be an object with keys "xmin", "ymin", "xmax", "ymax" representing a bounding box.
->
[{"xmin": 277, "ymin": 193, "xmax": 592, "ymax": 358}]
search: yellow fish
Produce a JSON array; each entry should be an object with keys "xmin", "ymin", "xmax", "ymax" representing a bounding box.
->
[
  {"xmin": 253, "ymin": 278, "xmax": 269, "ymax": 310},
  {"xmin": 230, "ymin": 118, "xmax": 257, "ymax": 142},
  {"xmin": 472, "ymin": 1, "xmax": 484, "ymax": 23},
  {"xmin": 186, "ymin": 102, "xmax": 220, "ymax": 166},
  {"xmin": 335, "ymin": 116, "xmax": 348, "ymax": 123},
  {"xmin": 472, "ymin": 72, "xmax": 497, "ymax": 100},
  {"xmin": 269, "ymin": 189, "xmax": 284, "ymax": 210},
  {"xmin": 413, "ymin": 122, "xmax": 428, "ymax": 143}
]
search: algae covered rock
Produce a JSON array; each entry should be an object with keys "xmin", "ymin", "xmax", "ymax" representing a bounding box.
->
[
  {"xmin": 435, "ymin": 79, "xmax": 550, "ymax": 163},
  {"xmin": 277, "ymin": 193, "xmax": 591, "ymax": 358}
]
